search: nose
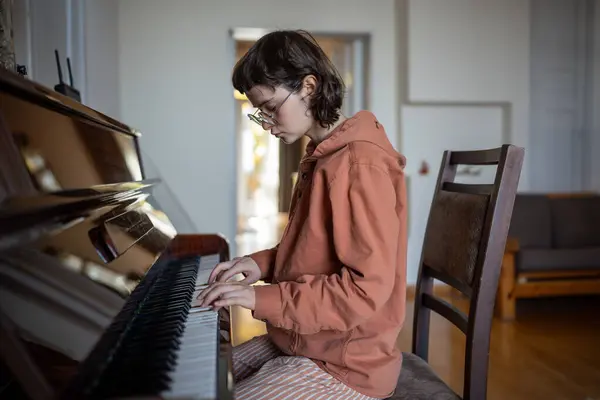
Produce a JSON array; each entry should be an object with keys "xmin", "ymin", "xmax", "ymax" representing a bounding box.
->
[{"xmin": 262, "ymin": 121, "xmax": 274, "ymax": 131}]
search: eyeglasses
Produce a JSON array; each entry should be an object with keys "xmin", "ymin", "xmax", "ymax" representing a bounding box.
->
[{"xmin": 247, "ymin": 91, "xmax": 293, "ymax": 129}]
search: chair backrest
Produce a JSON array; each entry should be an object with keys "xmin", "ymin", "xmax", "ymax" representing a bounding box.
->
[{"xmin": 412, "ymin": 144, "xmax": 525, "ymax": 400}]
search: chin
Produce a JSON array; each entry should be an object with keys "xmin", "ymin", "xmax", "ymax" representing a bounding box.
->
[{"xmin": 278, "ymin": 133, "xmax": 301, "ymax": 144}]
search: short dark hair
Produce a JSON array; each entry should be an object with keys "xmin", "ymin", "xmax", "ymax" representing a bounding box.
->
[{"xmin": 232, "ymin": 30, "xmax": 345, "ymax": 129}]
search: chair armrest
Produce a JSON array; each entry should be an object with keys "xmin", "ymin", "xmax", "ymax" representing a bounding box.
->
[{"xmin": 505, "ymin": 237, "xmax": 520, "ymax": 254}]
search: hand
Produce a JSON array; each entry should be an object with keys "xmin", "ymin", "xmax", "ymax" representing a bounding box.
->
[
  {"xmin": 197, "ymin": 282, "xmax": 255, "ymax": 310},
  {"xmin": 208, "ymin": 256, "xmax": 261, "ymax": 285}
]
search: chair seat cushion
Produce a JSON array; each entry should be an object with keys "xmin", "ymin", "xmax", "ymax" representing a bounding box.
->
[{"xmin": 386, "ymin": 352, "xmax": 460, "ymax": 400}]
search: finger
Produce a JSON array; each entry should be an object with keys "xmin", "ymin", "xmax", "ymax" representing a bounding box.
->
[
  {"xmin": 219, "ymin": 289, "xmax": 245, "ymax": 300},
  {"xmin": 201, "ymin": 284, "xmax": 240, "ymax": 307},
  {"xmin": 215, "ymin": 257, "xmax": 248, "ymax": 282},
  {"xmin": 197, "ymin": 281, "xmax": 241, "ymax": 303},
  {"xmin": 196, "ymin": 285, "xmax": 212, "ymax": 303},
  {"xmin": 217, "ymin": 263, "xmax": 247, "ymax": 283},
  {"xmin": 208, "ymin": 260, "xmax": 234, "ymax": 284},
  {"xmin": 213, "ymin": 296, "xmax": 247, "ymax": 309},
  {"xmin": 200, "ymin": 287, "xmax": 222, "ymax": 307},
  {"xmin": 209, "ymin": 257, "xmax": 244, "ymax": 283},
  {"xmin": 239, "ymin": 275, "xmax": 257, "ymax": 284},
  {"xmin": 207, "ymin": 264, "xmax": 227, "ymax": 284},
  {"xmin": 197, "ymin": 282, "xmax": 225, "ymax": 303}
]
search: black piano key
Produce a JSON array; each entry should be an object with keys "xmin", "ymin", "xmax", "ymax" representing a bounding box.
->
[
  {"xmin": 130, "ymin": 311, "xmax": 188, "ymax": 326},
  {"xmin": 141, "ymin": 294, "xmax": 193, "ymax": 307}
]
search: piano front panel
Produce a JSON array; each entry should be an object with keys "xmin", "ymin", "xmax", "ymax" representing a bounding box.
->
[{"xmin": 167, "ymin": 234, "xmax": 232, "ymax": 263}]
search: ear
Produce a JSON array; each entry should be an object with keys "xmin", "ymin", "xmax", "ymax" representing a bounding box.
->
[{"xmin": 301, "ymin": 75, "xmax": 318, "ymax": 98}]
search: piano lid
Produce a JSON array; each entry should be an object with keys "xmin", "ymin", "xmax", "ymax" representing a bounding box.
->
[
  {"xmin": 0, "ymin": 72, "xmax": 144, "ymax": 195},
  {"xmin": 0, "ymin": 68, "xmax": 181, "ymax": 398}
]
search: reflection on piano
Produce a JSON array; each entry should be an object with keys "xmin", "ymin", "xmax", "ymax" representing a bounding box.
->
[{"xmin": 0, "ymin": 68, "xmax": 234, "ymax": 399}]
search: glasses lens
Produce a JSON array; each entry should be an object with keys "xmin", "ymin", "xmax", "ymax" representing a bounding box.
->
[
  {"xmin": 248, "ymin": 113, "xmax": 263, "ymax": 125},
  {"xmin": 248, "ymin": 112, "xmax": 275, "ymax": 128}
]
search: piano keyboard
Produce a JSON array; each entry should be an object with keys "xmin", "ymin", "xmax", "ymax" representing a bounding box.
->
[
  {"xmin": 161, "ymin": 255, "xmax": 220, "ymax": 399},
  {"xmin": 65, "ymin": 254, "xmax": 227, "ymax": 399}
]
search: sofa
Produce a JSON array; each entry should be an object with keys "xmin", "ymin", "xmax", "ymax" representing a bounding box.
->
[{"xmin": 495, "ymin": 192, "xmax": 600, "ymax": 320}]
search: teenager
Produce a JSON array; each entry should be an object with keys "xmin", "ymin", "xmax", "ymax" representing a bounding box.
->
[{"xmin": 198, "ymin": 30, "xmax": 408, "ymax": 400}]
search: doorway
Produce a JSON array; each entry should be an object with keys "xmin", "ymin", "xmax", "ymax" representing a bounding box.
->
[{"xmin": 232, "ymin": 30, "xmax": 369, "ymax": 258}]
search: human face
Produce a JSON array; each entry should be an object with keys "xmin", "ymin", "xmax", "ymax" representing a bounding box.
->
[{"xmin": 245, "ymin": 84, "xmax": 313, "ymax": 144}]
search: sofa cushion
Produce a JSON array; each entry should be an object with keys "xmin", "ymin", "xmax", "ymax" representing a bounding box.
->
[
  {"xmin": 550, "ymin": 196, "xmax": 600, "ymax": 248},
  {"xmin": 517, "ymin": 248, "xmax": 600, "ymax": 272},
  {"xmin": 508, "ymin": 195, "xmax": 552, "ymax": 248}
]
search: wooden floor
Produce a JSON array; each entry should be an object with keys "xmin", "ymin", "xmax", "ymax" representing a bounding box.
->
[
  {"xmin": 230, "ymin": 293, "xmax": 600, "ymax": 400},
  {"xmin": 402, "ymin": 292, "xmax": 600, "ymax": 400}
]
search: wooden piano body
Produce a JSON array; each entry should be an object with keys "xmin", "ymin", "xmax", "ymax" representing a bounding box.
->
[{"xmin": 0, "ymin": 68, "xmax": 234, "ymax": 399}]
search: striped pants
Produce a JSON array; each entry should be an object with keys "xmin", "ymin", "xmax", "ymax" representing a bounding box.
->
[{"xmin": 232, "ymin": 335, "xmax": 378, "ymax": 400}]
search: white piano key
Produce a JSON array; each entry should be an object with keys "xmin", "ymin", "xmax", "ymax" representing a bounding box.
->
[
  {"xmin": 161, "ymin": 254, "xmax": 221, "ymax": 400},
  {"xmin": 196, "ymin": 269, "xmax": 213, "ymax": 286},
  {"xmin": 195, "ymin": 254, "xmax": 220, "ymax": 285}
]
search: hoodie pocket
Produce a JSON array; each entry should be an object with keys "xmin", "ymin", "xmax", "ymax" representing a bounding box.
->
[{"xmin": 292, "ymin": 329, "xmax": 353, "ymax": 375}]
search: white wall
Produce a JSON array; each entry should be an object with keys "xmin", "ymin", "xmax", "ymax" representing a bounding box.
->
[
  {"xmin": 118, "ymin": 0, "xmax": 398, "ymax": 255},
  {"xmin": 28, "ymin": 0, "xmax": 69, "ymax": 87},
  {"xmin": 117, "ymin": 0, "xmax": 533, "ymax": 282},
  {"xmin": 83, "ymin": 0, "xmax": 120, "ymax": 118},
  {"xmin": 12, "ymin": 0, "xmax": 83, "ymax": 91},
  {"xmin": 13, "ymin": 0, "xmax": 535, "ymax": 285},
  {"xmin": 405, "ymin": 0, "xmax": 530, "ymax": 188},
  {"xmin": 399, "ymin": 0, "xmax": 530, "ymax": 283},
  {"xmin": 12, "ymin": 0, "xmax": 119, "ymax": 117},
  {"xmin": 12, "ymin": 0, "xmax": 31, "ymax": 71},
  {"xmin": 14, "ymin": 0, "xmax": 596, "ymax": 288},
  {"xmin": 402, "ymin": 106, "xmax": 504, "ymax": 283}
]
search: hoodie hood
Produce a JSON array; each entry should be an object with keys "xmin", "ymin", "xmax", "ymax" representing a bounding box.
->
[{"xmin": 303, "ymin": 110, "xmax": 406, "ymax": 168}]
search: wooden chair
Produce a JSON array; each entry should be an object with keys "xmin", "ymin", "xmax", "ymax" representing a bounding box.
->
[{"xmin": 388, "ymin": 145, "xmax": 525, "ymax": 400}]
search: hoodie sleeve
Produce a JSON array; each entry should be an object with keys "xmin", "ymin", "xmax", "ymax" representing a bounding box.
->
[
  {"xmin": 253, "ymin": 163, "xmax": 400, "ymax": 334},
  {"xmin": 247, "ymin": 245, "xmax": 278, "ymax": 283}
]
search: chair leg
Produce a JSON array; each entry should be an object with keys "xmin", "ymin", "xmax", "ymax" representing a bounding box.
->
[{"xmin": 496, "ymin": 253, "xmax": 516, "ymax": 320}]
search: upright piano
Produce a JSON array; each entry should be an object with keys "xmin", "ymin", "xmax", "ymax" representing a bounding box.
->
[{"xmin": 0, "ymin": 68, "xmax": 234, "ymax": 399}]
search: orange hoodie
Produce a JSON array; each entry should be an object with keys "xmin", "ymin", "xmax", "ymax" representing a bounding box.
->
[{"xmin": 249, "ymin": 110, "xmax": 407, "ymax": 399}]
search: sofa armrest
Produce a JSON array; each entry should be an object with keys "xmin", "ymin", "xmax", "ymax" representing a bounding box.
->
[{"xmin": 496, "ymin": 237, "xmax": 519, "ymax": 320}]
